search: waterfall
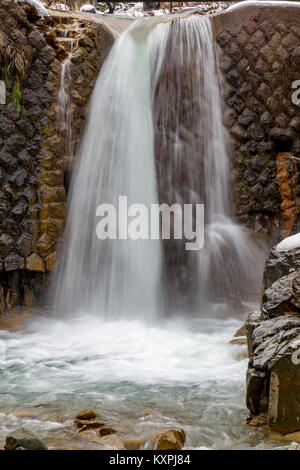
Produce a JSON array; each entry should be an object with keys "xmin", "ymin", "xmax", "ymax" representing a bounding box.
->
[
  {"xmin": 53, "ymin": 15, "xmax": 262, "ymax": 319},
  {"xmin": 58, "ymin": 46, "xmax": 74, "ymax": 161},
  {"xmin": 53, "ymin": 21, "xmax": 163, "ymax": 319},
  {"xmin": 152, "ymin": 16, "xmax": 263, "ymax": 314}
]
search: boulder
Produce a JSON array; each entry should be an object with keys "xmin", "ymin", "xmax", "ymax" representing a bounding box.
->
[
  {"xmin": 262, "ymin": 235, "xmax": 300, "ymax": 319},
  {"xmin": 75, "ymin": 419, "xmax": 107, "ymax": 430},
  {"xmin": 99, "ymin": 427, "xmax": 117, "ymax": 437},
  {"xmin": 247, "ymin": 315, "xmax": 300, "ymax": 433},
  {"xmin": 4, "ymin": 434, "xmax": 47, "ymax": 450},
  {"xmin": 124, "ymin": 429, "xmax": 186, "ymax": 450},
  {"xmin": 74, "ymin": 410, "xmax": 99, "ymax": 421}
]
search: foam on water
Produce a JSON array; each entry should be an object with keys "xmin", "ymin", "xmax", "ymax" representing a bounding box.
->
[{"xmin": 0, "ymin": 315, "xmax": 281, "ymax": 449}]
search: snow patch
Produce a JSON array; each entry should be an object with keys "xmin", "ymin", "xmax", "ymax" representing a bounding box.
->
[
  {"xmin": 80, "ymin": 4, "xmax": 97, "ymax": 14},
  {"xmin": 49, "ymin": 3, "xmax": 69, "ymax": 10},
  {"xmin": 19, "ymin": 0, "xmax": 49, "ymax": 17},
  {"xmin": 276, "ymin": 233, "xmax": 300, "ymax": 252},
  {"xmin": 228, "ymin": 0, "xmax": 300, "ymax": 11}
]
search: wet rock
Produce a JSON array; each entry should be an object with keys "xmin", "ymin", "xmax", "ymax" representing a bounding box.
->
[
  {"xmin": 230, "ymin": 336, "xmax": 247, "ymax": 346},
  {"xmin": 75, "ymin": 410, "xmax": 100, "ymax": 421},
  {"xmin": 75, "ymin": 419, "xmax": 107, "ymax": 430},
  {"xmin": 70, "ymin": 47, "xmax": 88, "ymax": 64},
  {"xmin": 78, "ymin": 35, "xmax": 95, "ymax": 49},
  {"xmin": 247, "ymin": 315, "xmax": 300, "ymax": 433},
  {"xmin": 245, "ymin": 311, "xmax": 261, "ymax": 355},
  {"xmin": 234, "ymin": 324, "xmax": 247, "ymax": 337},
  {"xmin": 124, "ymin": 429, "xmax": 186, "ymax": 451},
  {"xmin": 99, "ymin": 427, "xmax": 117, "ymax": 437},
  {"xmin": 4, "ymin": 434, "xmax": 47, "ymax": 450}
]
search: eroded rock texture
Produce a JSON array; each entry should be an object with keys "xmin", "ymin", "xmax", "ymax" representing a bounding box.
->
[
  {"xmin": 247, "ymin": 241, "xmax": 300, "ymax": 433},
  {"xmin": 0, "ymin": 0, "xmax": 114, "ymax": 310},
  {"xmin": 247, "ymin": 315, "xmax": 300, "ymax": 433},
  {"xmin": 214, "ymin": 4, "xmax": 300, "ymax": 244}
]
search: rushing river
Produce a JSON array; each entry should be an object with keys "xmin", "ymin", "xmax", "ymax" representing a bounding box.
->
[{"xmin": 0, "ymin": 314, "xmax": 283, "ymax": 450}]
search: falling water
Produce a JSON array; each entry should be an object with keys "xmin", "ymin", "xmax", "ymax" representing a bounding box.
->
[
  {"xmin": 0, "ymin": 16, "xmax": 271, "ymax": 450},
  {"xmin": 58, "ymin": 44, "xmax": 74, "ymax": 160},
  {"xmin": 53, "ymin": 15, "xmax": 263, "ymax": 318},
  {"xmin": 152, "ymin": 16, "xmax": 263, "ymax": 314},
  {"xmin": 53, "ymin": 21, "xmax": 163, "ymax": 319}
]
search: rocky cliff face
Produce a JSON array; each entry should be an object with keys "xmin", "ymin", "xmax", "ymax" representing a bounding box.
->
[
  {"xmin": 246, "ymin": 238, "xmax": 300, "ymax": 433},
  {"xmin": 214, "ymin": 4, "xmax": 300, "ymax": 245},
  {"xmin": 0, "ymin": 0, "xmax": 114, "ymax": 310}
]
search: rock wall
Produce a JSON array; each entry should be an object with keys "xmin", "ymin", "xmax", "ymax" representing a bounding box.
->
[
  {"xmin": 1, "ymin": 2, "xmax": 300, "ymax": 312},
  {"xmin": 213, "ymin": 4, "xmax": 300, "ymax": 245},
  {"xmin": 246, "ymin": 241, "xmax": 300, "ymax": 433},
  {"xmin": 0, "ymin": 1, "xmax": 114, "ymax": 310}
]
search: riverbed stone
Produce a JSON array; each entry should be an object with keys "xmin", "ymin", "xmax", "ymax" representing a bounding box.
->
[
  {"xmin": 124, "ymin": 428, "xmax": 186, "ymax": 450},
  {"xmin": 4, "ymin": 434, "xmax": 47, "ymax": 450},
  {"xmin": 75, "ymin": 410, "xmax": 100, "ymax": 421}
]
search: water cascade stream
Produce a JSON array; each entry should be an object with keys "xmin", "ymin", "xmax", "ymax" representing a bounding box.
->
[
  {"xmin": 53, "ymin": 20, "xmax": 163, "ymax": 319},
  {"xmin": 152, "ymin": 17, "xmax": 263, "ymax": 313},
  {"xmin": 0, "ymin": 15, "xmax": 269, "ymax": 450}
]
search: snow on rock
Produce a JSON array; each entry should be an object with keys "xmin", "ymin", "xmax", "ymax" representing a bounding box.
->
[
  {"xmin": 19, "ymin": 0, "xmax": 49, "ymax": 16},
  {"xmin": 80, "ymin": 4, "xmax": 97, "ymax": 13},
  {"xmin": 49, "ymin": 2, "xmax": 69, "ymax": 10},
  {"xmin": 228, "ymin": 0, "xmax": 300, "ymax": 12},
  {"xmin": 276, "ymin": 233, "xmax": 300, "ymax": 252}
]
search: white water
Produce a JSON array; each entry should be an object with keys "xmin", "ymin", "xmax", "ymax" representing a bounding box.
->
[
  {"xmin": 152, "ymin": 17, "xmax": 263, "ymax": 312},
  {"xmin": 53, "ymin": 21, "xmax": 163, "ymax": 319},
  {"xmin": 0, "ymin": 316, "xmax": 274, "ymax": 449},
  {"xmin": 58, "ymin": 45, "xmax": 74, "ymax": 160}
]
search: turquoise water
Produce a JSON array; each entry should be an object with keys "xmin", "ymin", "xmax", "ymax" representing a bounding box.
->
[{"xmin": 0, "ymin": 315, "xmax": 281, "ymax": 449}]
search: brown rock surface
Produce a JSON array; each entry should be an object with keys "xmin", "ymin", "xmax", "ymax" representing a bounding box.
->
[{"xmin": 124, "ymin": 428, "xmax": 186, "ymax": 450}]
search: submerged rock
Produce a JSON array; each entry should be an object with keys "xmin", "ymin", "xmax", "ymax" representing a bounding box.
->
[
  {"xmin": 74, "ymin": 410, "xmax": 99, "ymax": 421},
  {"xmin": 99, "ymin": 427, "xmax": 117, "ymax": 437},
  {"xmin": 75, "ymin": 419, "xmax": 107, "ymax": 430},
  {"xmin": 4, "ymin": 434, "xmax": 47, "ymax": 450},
  {"xmin": 124, "ymin": 428, "xmax": 186, "ymax": 450}
]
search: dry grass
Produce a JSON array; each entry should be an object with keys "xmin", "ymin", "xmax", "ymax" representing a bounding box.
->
[{"xmin": 0, "ymin": 25, "xmax": 32, "ymax": 80}]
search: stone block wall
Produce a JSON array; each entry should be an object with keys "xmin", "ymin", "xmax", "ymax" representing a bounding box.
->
[
  {"xmin": 1, "ymin": 2, "xmax": 300, "ymax": 312},
  {"xmin": 0, "ymin": 1, "xmax": 114, "ymax": 310},
  {"xmin": 213, "ymin": 4, "xmax": 300, "ymax": 246}
]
